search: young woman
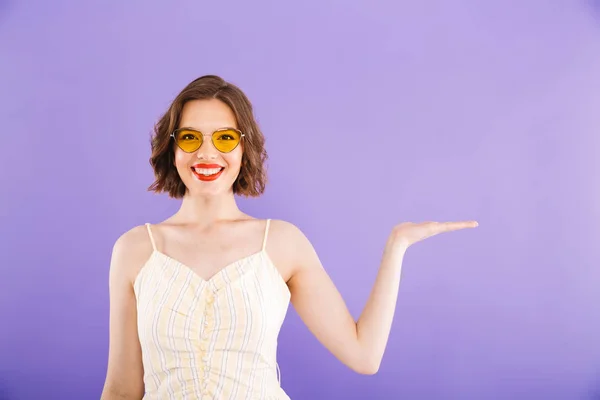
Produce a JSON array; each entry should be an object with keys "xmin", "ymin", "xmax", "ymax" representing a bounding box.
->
[{"xmin": 100, "ymin": 75, "xmax": 478, "ymax": 400}]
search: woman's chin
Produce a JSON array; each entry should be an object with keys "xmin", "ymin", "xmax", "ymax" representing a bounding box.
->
[{"xmin": 184, "ymin": 181, "xmax": 234, "ymax": 198}]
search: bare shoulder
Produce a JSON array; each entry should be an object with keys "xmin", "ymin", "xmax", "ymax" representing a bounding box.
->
[
  {"xmin": 268, "ymin": 219, "xmax": 304, "ymax": 239},
  {"xmin": 267, "ymin": 219, "xmax": 311, "ymax": 250},
  {"xmin": 266, "ymin": 219, "xmax": 322, "ymax": 281},
  {"xmin": 109, "ymin": 224, "xmax": 154, "ymax": 285}
]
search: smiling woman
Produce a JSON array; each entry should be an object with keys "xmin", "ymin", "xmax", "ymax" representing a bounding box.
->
[
  {"xmin": 147, "ymin": 75, "xmax": 267, "ymax": 199},
  {"xmin": 99, "ymin": 75, "xmax": 478, "ymax": 400}
]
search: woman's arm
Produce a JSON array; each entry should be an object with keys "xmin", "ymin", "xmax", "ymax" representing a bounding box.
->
[
  {"xmin": 100, "ymin": 228, "xmax": 148, "ymax": 399},
  {"xmin": 284, "ymin": 220, "xmax": 478, "ymax": 374}
]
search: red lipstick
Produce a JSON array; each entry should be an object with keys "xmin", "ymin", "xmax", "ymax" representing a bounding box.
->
[
  {"xmin": 192, "ymin": 163, "xmax": 223, "ymax": 169},
  {"xmin": 191, "ymin": 163, "xmax": 225, "ymax": 182}
]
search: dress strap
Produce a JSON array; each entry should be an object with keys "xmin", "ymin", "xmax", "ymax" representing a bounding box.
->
[
  {"xmin": 145, "ymin": 223, "xmax": 157, "ymax": 251},
  {"xmin": 261, "ymin": 219, "xmax": 271, "ymax": 251}
]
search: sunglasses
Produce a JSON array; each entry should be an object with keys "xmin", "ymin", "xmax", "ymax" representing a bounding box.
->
[{"xmin": 171, "ymin": 127, "xmax": 245, "ymax": 153}]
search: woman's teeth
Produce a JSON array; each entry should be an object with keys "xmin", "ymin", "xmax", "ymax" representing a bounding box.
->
[{"xmin": 194, "ymin": 167, "xmax": 222, "ymax": 176}]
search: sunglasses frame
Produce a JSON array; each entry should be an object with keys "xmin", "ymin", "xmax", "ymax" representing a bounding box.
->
[{"xmin": 171, "ymin": 127, "xmax": 245, "ymax": 154}]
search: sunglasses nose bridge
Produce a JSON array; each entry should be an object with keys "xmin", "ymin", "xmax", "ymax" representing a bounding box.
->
[{"xmin": 192, "ymin": 134, "xmax": 216, "ymax": 155}]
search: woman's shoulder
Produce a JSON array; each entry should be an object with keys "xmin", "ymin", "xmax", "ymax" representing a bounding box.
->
[
  {"xmin": 110, "ymin": 224, "xmax": 154, "ymax": 283},
  {"xmin": 266, "ymin": 219, "xmax": 315, "ymax": 258},
  {"xmin": 267, "ymin": 219, "xmax": 306, "ymax": 241},
  {"xmin": 113, "ymin": 224, "xmax": 153, "ymax": 251},
  {"xmin": 266, "ymin": 219, "xmax": 322, "ymax": 281}
]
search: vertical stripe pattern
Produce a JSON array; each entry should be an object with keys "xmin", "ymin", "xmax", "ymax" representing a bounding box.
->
[{"xmin": 133, "ymin": 220, "xmax": 291, "ymax": 400}]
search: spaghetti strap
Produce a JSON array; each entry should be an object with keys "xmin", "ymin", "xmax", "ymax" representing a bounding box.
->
[
  {"xmin": 145, "ymin": 223, "xmax": 157, "ymax": 251},
  {"xmin": 134, "ymin": 216, "xmax": 290, "ymax": 398},
  {"xmin": 261, "ymin": 219, "xmax": 271, "ymax": 251}
]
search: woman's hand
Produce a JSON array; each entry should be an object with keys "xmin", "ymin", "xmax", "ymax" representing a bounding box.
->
[{"xmin": 384, "ymin": 220, "xmax": 479, "ymax": 258}]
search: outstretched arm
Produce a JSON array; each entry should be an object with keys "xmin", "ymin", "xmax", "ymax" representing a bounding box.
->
[{"xmin": 285, "ymin": 220, "xmax": 478, "ymax": 374}]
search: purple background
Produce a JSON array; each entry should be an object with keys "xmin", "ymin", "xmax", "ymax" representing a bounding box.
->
[{"xmin": 1, "ymin": 0, "xmax": 600, "ymax": 399}]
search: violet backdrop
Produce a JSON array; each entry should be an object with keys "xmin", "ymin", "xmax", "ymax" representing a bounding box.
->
[{"xmin": 1, "ymin": 0, "xmax": 599, "ymax": 399}]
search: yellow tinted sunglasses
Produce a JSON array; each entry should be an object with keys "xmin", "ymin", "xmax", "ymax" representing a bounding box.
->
[{"xmin": 171, "ymin": 127, "xmax": 245, "ymax": 153}]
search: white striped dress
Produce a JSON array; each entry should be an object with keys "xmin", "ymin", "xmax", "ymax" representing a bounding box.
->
[{"xmin": 133, "ymin": 219, "xmax": 291, "ymax": 399}]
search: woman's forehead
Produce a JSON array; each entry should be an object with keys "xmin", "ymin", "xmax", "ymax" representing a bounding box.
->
[{"xmin": 180, "ymin": 99, "xmax": 238, "ymax": 130}]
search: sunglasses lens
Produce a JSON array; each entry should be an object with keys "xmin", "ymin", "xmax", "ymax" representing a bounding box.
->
[
  {"xmin": 175, "ymin": 129, "xmax": 202, "ymax": 152},
  {"xmin": 213, "ymin": 129, "xmax": 242, "ymax": 153}
]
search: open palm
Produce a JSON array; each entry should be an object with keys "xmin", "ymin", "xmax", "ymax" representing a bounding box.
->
[{"xmin": 390, "ymin": 220, "xmax": 479, "ymax": 250}]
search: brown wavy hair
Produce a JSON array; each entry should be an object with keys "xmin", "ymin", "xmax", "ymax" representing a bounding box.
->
[{"xmin": 147, "ymin": 75, "xmax": 268, "ymax": 198}]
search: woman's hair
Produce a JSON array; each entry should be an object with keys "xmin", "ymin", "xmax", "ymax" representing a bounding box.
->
[{"xmin": 147, "ymin": 75, "xmax": 268, "ymax": 198}]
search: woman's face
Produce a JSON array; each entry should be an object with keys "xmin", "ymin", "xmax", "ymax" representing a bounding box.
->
[{"xmin": 173, "ymin": 99, "xmax": 243, "ymax": 197}]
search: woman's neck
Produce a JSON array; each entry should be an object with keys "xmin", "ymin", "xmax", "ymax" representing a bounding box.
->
[{"xmin": 171, "ymin": 192, "xmax": 247, "ymax": 227}]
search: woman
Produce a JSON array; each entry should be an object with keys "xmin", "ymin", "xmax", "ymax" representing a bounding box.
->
[{"xmin": 100, "ymin": 75, "xmax": 478, "ymax": 399}]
